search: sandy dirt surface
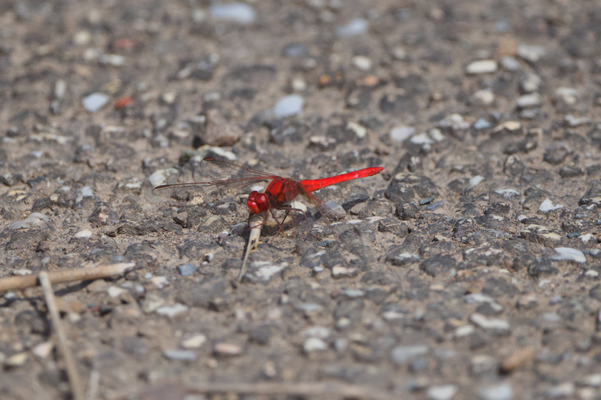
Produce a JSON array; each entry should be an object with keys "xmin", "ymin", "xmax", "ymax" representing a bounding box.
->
[{"xmin": 2, "ymin": 0, "xmax": 601, "ymax": 399}]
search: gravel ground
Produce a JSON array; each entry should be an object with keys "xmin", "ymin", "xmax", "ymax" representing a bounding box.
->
[{"xmin": 2, "ymin": 0, "xmax": 601, "ymax": 399}]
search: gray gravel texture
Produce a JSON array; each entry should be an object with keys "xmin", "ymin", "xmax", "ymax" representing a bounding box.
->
[{"xmin": 2, "ymin": 0, "xmax": 601, "ymax": 399}]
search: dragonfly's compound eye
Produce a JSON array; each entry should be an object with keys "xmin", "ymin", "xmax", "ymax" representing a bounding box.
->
[{"xmin": 247, "ymin": 191, "xmax": 269, "ymax": 214}]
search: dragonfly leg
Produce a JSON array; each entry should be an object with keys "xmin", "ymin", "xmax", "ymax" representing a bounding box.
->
[
  {"xmin": 273, "ymin": 206, "xmax": 315, "ymax": 239},
  {"xmin": 247, "ymin": 212, "xmax": 268, "ymax": 230}
]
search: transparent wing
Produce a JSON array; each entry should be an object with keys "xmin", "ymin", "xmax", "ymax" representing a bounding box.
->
[{"xmin": 152, "ymin": 158, "xmax": 276, "ymax": 200}]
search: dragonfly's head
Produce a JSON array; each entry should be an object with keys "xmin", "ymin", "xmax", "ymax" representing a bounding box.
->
[{"xmin": 247, "ymin": 191, "xmax": 269, "ymax": 214}]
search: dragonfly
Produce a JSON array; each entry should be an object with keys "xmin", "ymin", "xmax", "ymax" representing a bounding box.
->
[
  {"xmin": 153, "ymin": 157, "xmax": 384, "ymax": 281},
  {"xmin": 153, "ymin": 157, "xmax": 384, "ymax": 235}
]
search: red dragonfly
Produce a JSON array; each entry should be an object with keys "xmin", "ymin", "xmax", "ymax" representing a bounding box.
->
[{"xmin": 152, "ymin": 157, "xmax": 384, "ymax": 236}]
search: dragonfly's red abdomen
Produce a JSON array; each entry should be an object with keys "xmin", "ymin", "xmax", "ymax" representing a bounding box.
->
[{"xmin": 300, "ymin": 166, "xmax": 384, "ymax": 192}]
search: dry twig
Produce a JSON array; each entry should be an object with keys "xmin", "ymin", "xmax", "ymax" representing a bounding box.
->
[
  {"xmin": 112, "ymin": 381, "xmax": 397, "ymax": 400},
  {"xmin": 39, "ymin": 271, "xmax": 86, "ymax": 400},
  {"xmin": 0, "ymin": 263, "xmax": 135, "ymax": 293},
  {"xmin": 236, "ymin": 213, "xmax": 265, "ymax": 283}
]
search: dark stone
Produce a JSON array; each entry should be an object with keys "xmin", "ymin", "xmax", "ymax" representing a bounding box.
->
[
  {"xmin": 481, "ymin": 277, "xmax": 519, "ymax": 298},
  {"xmin": 379, "ymin": 94, "xmax": 418, "ymax": 115},
  {"xmin": 121, "ymin": 337, "xmax": 148, "ymax": 358},
  {"xmin": 345, "ymin": 86, "xmax": 371, "ymax": 110},
  {"xmin": 177, "ymin": 279, "xmax": 230, "ymax": 309},
  {"xmin": 503, "ymin": 155, "xmax": 525, "ymax": 176},
  {"xmin": 333, "ymin": 299, "xmax": 364, "ymax": 321},
  {"xmin": 447, "ymin": 178, "xmax": 470, "ymax": 193},
  {"xmin": 365, "ymin": 288, "xmax": 390, "ymax": 304},
  {"xmin": 384, "ymin": 246, "xmax": 420, "ymax": 266},
  {"xmin": 475, "ymin": 303, "xmax": 504, "ymax": 316},
  {"xmin": 14, "ymin": 310, "xmax": 49, "ymax": 335},
  {"xmin": 543, "ymin": 144, "xmax": 570, "ymax": 165},
  {"xmin": 377, "ymin": 218, "xmax": 409, "ymax": 237},
  {"xmin": 579, "ymin": 180, "xmax": 601, "ymax": 207},
  {"xmin": 394, "ymin": 73, "xmax": 428, "ymax": 95},
  {"xmin": 558, "ymin": 164, "xmax": 585, "ymax": 178},
  {"xmin": 395, "ymin": 202, "xmax": 418, "ymax": 220},
  {"xmin": 7, "ymin": 229, "xmax": 50, "ymax": 251},
  {"xmin": 88, "ymin": 206, "xmax": 117, "ymax": 228},
  {"xmin": 385, "ymin": 180, "xmax": 415, "ymax": 203},
  {"xmin": 360, "ymin": 271, "xmax": 397, "ymax": 285},
  {"xmin": 590, "ymin": 284, "xmax": 601, "ymax": 301},
  {"xmin": 485, "ymin": 202, "xmax": 511, "ymax": 216},
  {"xmin": 248, "ymin": 324, "xmax": 271, "ymax": 345},
  {"xmin": 420, "ymin": 255, "xmax": 456, "ymax": 277}
]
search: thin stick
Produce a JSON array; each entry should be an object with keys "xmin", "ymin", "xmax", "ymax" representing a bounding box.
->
[
  {"xmin": 0, "ymin": 263, "xmax": 135, "ymax": 293},
  {"xmin": 237, "ymin": 213, "xmax": 265, "ymax": 283},
  {"xmin": 39, "ymin": 272, "xmax": 86, "ymax": 400},
  {"xmin": 112, "ymin": 381, "xmax": 397, "ymax": 400}
]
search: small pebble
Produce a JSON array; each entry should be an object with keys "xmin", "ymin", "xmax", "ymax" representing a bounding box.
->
[
  {"xmin": 390, "ymin": 125, "xmax": 415, "ymax": 142},
  {"xmin": 427, "ymin": 384, "xmax": 458, "ymax": 400},
  {"xmin": 32, "ymin": 342, "xmax": 53, "ymax": 359},
  {"xmin": 272, "ymin": 95, "xmax": 304, "ymax": 118},
  {"xmin": 82, "ymin": 93, "xmax": 110, "ymax": 112},
  {"xmin": 150, "ymin": 276, "xmax": 169, "ymax": 289},
  {"xmin": 352, "ymin": 55, "xmax": 372, "ymax": 71},
  {"xmin": 473, "ymin": 118, "xmax": 492, "ymax": 130},
  {"xmin": 564, "ymin": 115, "xmax": 591, "ymax": 127},
  {"xmin": 551, "ymin": 247, "xmax": 586, "ymax": 263},
  {"xmin": 516, "ymin": 93, "xmax": 541, "ymax": 109},
  {"xmin": 99, "ymin": 54, "xmax": 125, "ymax": 67},
  {"xmin": 181, "ymin": 334, "xmax": 207, "ymax": 349},
  {"xmin": 208, "ymin": 2, "xmax": 257, "ymax": 24},
  {"xmin": 391, "ymin": 345, "xmax": 429, "ymax": 365},
  {"xmin": 163, "ymin": 349, "xmax": 197, "ymax": 361},
  {"xmin": 545, "ymin": 383, "xmax": 574, "ymax": 398},
  {"xmin": 74, "ymin": 229, "xmax": 92, "ymax": 238},
  {"xmin": 466, "ymin": 60, "xmax": 498, "ymax": 74},
  {"xmin": 472, "ymin": 90, "xmax": 495, "ymax": 106},
  {"xmin": 501, "ymin": 56, "xmax": 520, "ymax": 71},
  {"xmin": 156, "ymin": 303, "xmax": 189, "ymax": 318},
  {"xmin": 303, "ymin": 337, "xmax": 328, "ymax": 353},
  {"xmin": 501, "ymin": 347, "xmax": 534, "ymax": 372},
  {"xmin": 477, "ymin": 383, "xmax": 514, "ymax": 400},
  {"xmin": 539, "ymin": 199, "xmax": 563, "ymax": 212},
  {"xmin": 516, "ymin": 44, "xmax": 546, "ymax": 63},
  {"xmin": 213, "ymin": 342, "xmax": 243, "ymax": 357},
  {"xmin": 470, "ymin": 313, "xmax": 510, "ymax": 333},
  {"xmin": 336, "ymin": 18, "xmax": 369, "ymax": 37},
  {"xmin": 177, "ymin": 264, "xmax": 197, "ymax": 277},
  {"xmin": 6, "ymin": 352, "xmax": 28, "ymax": 367}
]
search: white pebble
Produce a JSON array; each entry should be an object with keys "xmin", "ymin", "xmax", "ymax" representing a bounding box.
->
[
  {"xmin": 181, "ymin": 334, "xmax": 207, "ymax": 349},
  {"xmin": 156, "ymin": 303, "xmax": 189, "ymax": 318},
  {"xmin": 539, "ymin": 199, "xmax": 563, "ymax": 212},
  {"xmin": 209, "ymin": 3, "xmax": 257, "ymax": 24},
  {"xmin": 303, "ymin": 337, "xmax": 328, "ymax": 353},
  {"xmin": 272, "ymin": 95, "xmax": 304, "ymax": 118},
  {"xmin": 516, "ymin": 44, "xmax": 546, "ymax": 63},
  {"xmin": 336, "ymin": 18, "xmax": 369, "ymax": 37},
  {"xmin": 552, "ymin": 247, "xmax": 586, "ymax": 263},
  {"xmin": 352, "ymin": 55, "xmax": 372, "ymax": 71},
  {"xmin": 466, "ymin": 60, "xmax": 498, "ymax": 74},
  {"xmin": 82, "ymin": 93, "xmax": 109, "ymax": 112},
  {"xmin": 75, "ymin": 229, "xmax": 92, "ymax": 238},
  {"xmin": 427, "ymin": 384, "xmax": 458, "ymax": 400},
  {"xmin": 32, "ymin": 342, "xmax": 54, "ymax": 359},
  {"xmin": 390, "ymin": 125, "xmax": 415, "ymax": 142},
  {"xmin": 149, "ymin": 168, "xmax": 179, "ymax": 187}
]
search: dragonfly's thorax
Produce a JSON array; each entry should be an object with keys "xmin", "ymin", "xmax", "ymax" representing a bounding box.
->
[
  {"xmin": 247, "ymin": 191, "xmax": 269, "ymax": 214},
  {"xmin": 265, "ymin": 178, "xmax": 300, "ymax": 208}
]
